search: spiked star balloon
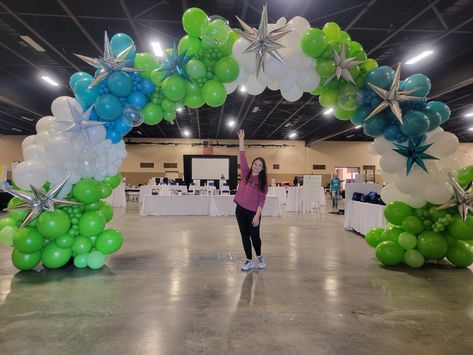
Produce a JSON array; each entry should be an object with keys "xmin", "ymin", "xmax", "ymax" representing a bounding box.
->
[
  {"xmin": 52, "ymin": 102, "xmax": 105, "ymax": 144},
  {"xmin": 365, "ymin": 64, "xmax": 420, "ymax": 124},
  {"xmin": 234, "ymin": 4, "xmax": 292, "ymax": 77},
  {"xmin": 156, "ymin": 43, "xmax": 193, "ymax": 82},
  {"xmin": 74, "ymin": 31, "xmax": 137, "ymax": 88},
  {"xmin": 326, "ymin": 44, "xmax": 363, "ymax": 84},
  {"xmin": 393, "ymin": 137, "xmax": 439, "ymax": 175},
  {"xmin": 437, "ymin": 174, "xmax": 473, "ymax": 222},
  {"xmin": 3, "ymin": 176, "xmax": 82, "ymax": 228}
]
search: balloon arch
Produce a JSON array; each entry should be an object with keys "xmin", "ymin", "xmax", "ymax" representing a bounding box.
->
[{"xmin": 1, "ymin": 6, "xmax": 472, "ymax": 270}]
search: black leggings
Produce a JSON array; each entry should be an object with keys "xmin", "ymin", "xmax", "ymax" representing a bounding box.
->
[{"xmin": 235, "ymin": 204, "xmax": 262, "ymax": 259}]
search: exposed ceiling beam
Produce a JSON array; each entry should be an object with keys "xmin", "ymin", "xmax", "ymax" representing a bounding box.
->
[
  {"xmin": 430, "ymin": 76, "xmax": 473, "ymax": 100},
  {"xmin": 250, "ymin": 97, "xmax": 283, "ymax": 138},
  {"xmin": 240, "ymin": 0, "xmax": 250, "ymax": 20},
  {"xmin": 236, "ymin": 96, "xmax": 256, "ymax": 132},
  {"xmin": 429, "ymin": 16, "xmax": 473, "ymax": 44},
  {"xmin": 119, "ymin": 0, "xmax": 144, "ymax": 49},
  {"xmin": 216, "ymin": 104, "xmax": 225, "ymax": 138},
  {"xmin": 195, "ymin": 109, "xmax": 201, "ymax": 139},
  {"xmin": 134, "ymin": 1, "xmax": 168, "ymax": 19},
  {"xmin": 0, "ymin": 95, "xmax": 43, "ymax": 117},
  {"xmin": 266, "ymin": 97, "xmax": 315, "ymax": 139},
  {"xmin": 309, "ymin": 3, "xmax": 366, "ymax": 23},
  {"xmin": 345, "ymin": 0, "xmax": 378, "ymax": 30},
  {"xmin": 350, "ymin": 26, "xmax": 473, "ymax": 34},
  {"xmin": 432, "ymin": 3, "xmax": 449, "ymax": 30},
  {"xmin": 135, "ymin": 22, "xmax": 180, "ymax": 41}
]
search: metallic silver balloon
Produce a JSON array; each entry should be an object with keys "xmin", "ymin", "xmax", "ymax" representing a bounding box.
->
[{"xmin": 437, "ymin": 173, "xmax": 473, "ymax": 222}]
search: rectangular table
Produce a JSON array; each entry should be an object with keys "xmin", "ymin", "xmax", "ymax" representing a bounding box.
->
[{"xmin": 344, "ymin": 200, "xmax": 387, "ymax": 236}]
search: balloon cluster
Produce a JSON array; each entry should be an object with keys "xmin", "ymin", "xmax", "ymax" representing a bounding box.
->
[
  {"xmin": 0, "ymin": 177, "xmax": 123, "ymax": 270},
  {"xmin": 366, "ymin": 201, "xmax": 473, "ymax": 268}
]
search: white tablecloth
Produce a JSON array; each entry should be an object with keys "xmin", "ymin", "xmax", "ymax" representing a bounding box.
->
[
  {"xmin": 268, "ymin": 186, "xmax": 287, "ymax": 204},
  {"xmin": 105, "ymin": 182, "xmax": 126, "ymax": 208},
  {"xmin": 209, "ymin": 195, "xmax": 282, "ymax": 217},
  {"xmin": 286, "ymin": 186, "xmax": 327, "ymax": 212},
  {"xmin": 344, "ymin": 200, "xmax": 387, "ymax": 236},
  {"xmin": 139, "ymin": 185, "xmax": 189, "ymax": 203}
]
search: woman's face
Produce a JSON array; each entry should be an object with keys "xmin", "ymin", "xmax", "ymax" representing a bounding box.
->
[{"xmin": 252, "ymin": 159, "xmax": 264, "ymax": 175}]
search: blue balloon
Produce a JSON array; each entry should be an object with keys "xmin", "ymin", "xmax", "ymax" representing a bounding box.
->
[
  {"xmin": 70, "ymin": 72, "xmax": 93, "ymax": 91},
  {"xmin": 365, "ymin": 66, "xmax": 395, "ymax": 90},
  {"xmin": 364, "ymin": 113, "xmax": 388, "ymax": 137},
  {"xmin": 106, "ymin": 128, "xmax": 122, "ymax": 143},
  {"xmin": 426, "ymin": 101, "xmax": 450, "ymax": 124},
  {"xmin": 402, "ymin": 74, "xmax": 431, "ymax": 97},
  {"xmin": 95, "ymin": 94, "xmax": 123, "ymax": 121},
  {"xmin": 74, "ymin": 77, "xmax": 100, "ymax": 108},
  {"xmin": 351, "ymin": 106, "xmax": 370, "ymax": 125},
  {"xmin": 384, "ymin": 125, "xmax": 402, "ymax": 141},
  {"xmin": 107, "ymin": 72, "xmax": 133, "ymax": 97},
  {"xmin": 424, "ymin": 109, "xmax": 441, "ymax": 132},
  {"xmin": 110, "ymin": 33, "xmax": 136, "ymax": 60},
  {"xmin": 141, "ymin": 78, "xmax": 155, "ymax": 95},
  {"xmin": 127, "ymin": 91, "xmax": 147, "ymax": 108},
  {"xmin": 401, "ymin": 111, "xmax": 430, "ymax": 137},
  {"xmin": 114, "ymin": 117, "xmax": 133, "ymax": 135}
]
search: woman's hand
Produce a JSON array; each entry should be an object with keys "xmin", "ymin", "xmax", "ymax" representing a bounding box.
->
[
  {"xmin": 237, "ymin": 129, "xmax": 245, "ymax": 140},
  {"xmin": 252, "ymin": 215, "xmax": 260, "ymax": 227}
]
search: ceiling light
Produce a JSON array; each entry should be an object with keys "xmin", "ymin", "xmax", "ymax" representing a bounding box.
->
[
  {"xmin": 405, "ymin": 50, "xmax": 434, "ymax": 65},
  {"xmin": 355, "ymin": 125, "xmax": 362, "ymax": 129},
  {"xmin": 239, "ymin": 86, "xmax": 246, "ymax": 93},
  {"xmin": 136, "ymin": 130, "xmax": 143, "ymax": 135},
  {"xmin": 323, "ymin": 108, "xmax": 333, "ymax": 116},
  {"xmin": 252, "ymin": 106, "xmax": 260, "ymax": 113},
  {"xmin": 183, "ymin": 129, "xmax": 191, "ymax": 137},
  {"xmin": 469, "ymin": 127, "xmax": 473, "ymax": 131},
  {"xmin": 227, "ymin": 120, "xmax": 235, "ymax": 127},
  {"xmin": 20, "ymin": 35, "xmax": 45, "ymax": 52},
  {"xmin": 20, "ymin": 116, "xmax": 34, "ymax": 122},
  {"xmin": 465, "ymin": 111, "xmax": 473, "ymax": 117},
  {"xmin": 150, "ymin": 41, "xmax": 164, "ymax": 57},
  {"xmin": 11, "ymin": 127, "xmax": 22, "ymax": 132},
  {"xmin": 176, "ymin": 107, "xmax": 183, "ymax": 113},
  {"xmin": 289, "ymin": 132, "xmax": 297, "ymax": 138},
  {"xmin": 40, "ymin": 75, "xmax": 59, "ymax": 87}
]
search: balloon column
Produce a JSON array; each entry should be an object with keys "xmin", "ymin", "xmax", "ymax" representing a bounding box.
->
[{"xmin": 1, "ymin": 6, "xmax": 472, "ymax": 270}]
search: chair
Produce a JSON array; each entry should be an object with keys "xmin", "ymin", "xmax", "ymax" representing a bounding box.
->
[{"xmin": 220, "ymin": 184, "xmax": 230, "ymax": 195}]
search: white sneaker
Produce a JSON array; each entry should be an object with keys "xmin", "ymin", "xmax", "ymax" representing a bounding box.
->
[
  {"xmin": 241, "ymin": 260, "xmax": 254, "ymax": 271},
  {"xmin": 257, "ymin": 256, "xmax": 266, "ymax": 269}
]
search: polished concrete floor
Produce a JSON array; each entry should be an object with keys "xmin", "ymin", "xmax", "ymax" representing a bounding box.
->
[{"xmin": 0, "ymin": 205, "xmax": 472, "ymax": 354}]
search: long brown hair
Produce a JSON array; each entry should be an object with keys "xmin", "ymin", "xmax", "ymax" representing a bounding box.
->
[{"xmin": 245, "ymin": 157, "xmax": 268, "ymax": 192}]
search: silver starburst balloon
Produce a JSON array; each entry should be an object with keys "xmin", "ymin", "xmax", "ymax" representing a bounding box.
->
[
  {"xmin": 234, "ymin": 4, "xmax": 292, "ymax": 77},
  {"xmin": 437, "ymin": 173, "xmax": 473, "ymax": 222},
  {"xmin": 74, "ymin": 31, "xmax": 137, "ymax": 88},
  {"xmin": 365, "ymin": 64, "xmax": 420, "ymax": 125},
  {"xmin": 3, "ymin": 176, "xmax": 82, "ymax": 228},
  {"xmin": 326, "ymin": 44, "xmax": 363, "ymax": 84},
  {"xmin": 52, "ymin": 102, "xmax": 105, "ymax": 144}
]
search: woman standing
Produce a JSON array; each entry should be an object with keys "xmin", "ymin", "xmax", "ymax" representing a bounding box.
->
[{"xmin": 234, "ymin": 129, "xmax": 268, "ymax": 271}]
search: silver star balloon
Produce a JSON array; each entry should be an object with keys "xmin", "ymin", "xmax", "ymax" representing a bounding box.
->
[
  {"xmin": 365, "ymin": 64, "xmax": 420, "ymax": 125},
  {"xmin": 326, "ymin": 44, "xmax": 363, "ymax": 84},
  {"xmin": 234, "ymin": 4, "xmax": 292, "ymax": 77},
  {"xmin": 437, "ymin": 173, "xmax": 473, "ymax": 222},
  {"xmin": 52, "ymin": 102, "xmax": 105, "ymax": 144},
  {"xmin": 74, "ymin": 31, "xmax": 138, "ymax": 88},
  {"xmin": 3, "ymin": 176, "xmax": 82, "ymax": 228}
]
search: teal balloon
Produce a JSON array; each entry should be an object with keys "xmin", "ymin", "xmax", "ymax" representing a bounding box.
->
[
  {"xmin": 41, "ymin": 243, "xmax": 72, "ymax": 269},
  {"xmin": 426, "ymin": 101, "xmax": 450, "ymax": 124},
  {"xmin": 363, "ymin": 113, "xmax": 388, "ymax": 137},
  {"xmin": 106, "ymin": 72, "xmax": 133, "ymax": 97},
  {"xmin": 424, "ymin": 109, "xmax": 441, "ymax": 132},
  {"xmin": 351, "ymin": 106, "xmax": 370, "ymax": 125},
  {"xmin": 70, "ymin": 72, "xmax": 93, "ymax": 91},
  {"xmin": 87, "ymin": 250, "xmax": 106, "ymax": 269},
  {"xmin": 74, "ymin": 77, "xmax": 100, "ymax": 108},
  {"xmin": 402, "ymin": 74, "xmax": 431, "ymax": 97},
  {"xmin": 400, "ymin": 111, "xmax": 429, "ymax": 137},
  {"xmin": 365, "ymin": 66, "xmax": 395, "ymax": 90},
  {"xmin": 110, "ymin": 33, "xmax": 135, "ymax": 60},
  {"xmin": 95, "ymin": 94, "xmax": 123, "ymax": 121},
  {"xmin": 74, "ymin": 254, "xmax": 89, "ymax": 269}
]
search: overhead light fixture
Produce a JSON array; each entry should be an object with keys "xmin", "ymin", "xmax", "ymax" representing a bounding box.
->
[
  {"xmin": 136, "ymin": 130, "xmax": 143, "ymax": 135},
  {"xmin": 239, "ymin": 86, "xmax": 246, "ymax": 93},
  {"xmin": 252, "ymin": 106, "xmax": 260, "ymax": 113},
  {"xmin": 11, "ymin": 127, "xmax": 22, "ymax": 132},
  {"xmin": 323, "ymin": 108, "xmax": 334, "ymax": 116},
  {"xmin": 150, "ymin": 41, "xmax": 164, "ymax": 57},
  {"xmin": 355, "ymin": 125, "xmax": 362, "ymax": 129},
  {"xmin": 40, "ymin": 75, "xmax": 60, "ymax": 87},
  {"xmin": 176, "ymin": 107, "xmax": 183, "ymax": 113},
  {"xmin": 20, "ymin": 116, "xmax": 34, "ymax": 122},
  {"xmin": 405, "ymin": 50, "xmax": 434, "ymax": 65},
  {"xmin": 227, "ymin": 120, "xmax": 235, "ymax": 127},
  {"xmin": 289, "ymin": 132, "xmax": 297, "ymax": 138},
  {"xmin": 469, "ymin": 127, "xmax": 473, "ymax": 131},
  {"xmin": 465, "ymin": 111, "xmax": 473, "ymax": 117},
  {"xmin": 183, "ymin": 129, "xmax": 191, "ymax": 137},
  {"xmin": 20, "ymin": 35, "xmax": 45, "ymax": 52}
]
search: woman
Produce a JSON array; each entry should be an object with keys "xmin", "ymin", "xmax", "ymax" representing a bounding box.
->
[{"xmin": 234, "ymin": 129, "xmax": 268, "ymax": 271}]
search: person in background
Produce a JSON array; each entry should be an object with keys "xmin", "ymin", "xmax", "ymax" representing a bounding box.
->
[
  {"xmin": 331, "ymin": 173, "xmax": 341, "ymax": 210},
  {"xmin": 234, "ymin": 129, "xmax": 268, "ymax": 271}
]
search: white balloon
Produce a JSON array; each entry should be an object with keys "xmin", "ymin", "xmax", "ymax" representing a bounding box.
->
[
  {"xmin": 23, "ymin": 144, "xmax": 46, "ymax": 161},
  {"xmin": 287, "ymin": 16, "xmax": 311, "ymax": 36},
  {"xmin": 48, "ymin": 166, "xmax": 66, "ymax": 184},
  {"xmin": 107, "ymin": 166, "xmax": 118, "ymax": 177},
  {"xmin": 426, "ymin": 127, "xmax": 443, "ymax": 140},
  {"xmin": 68, "ymin": 170, "xmax": 81, "ymax": 184},
  {"xmin": 373, "ymin": 136, "xmax": 394, "ymax": 155},
  {"xmin": 232, "ymin": 38, "xmax": 253, "ymax": 66},
  {"xmin": 95, "ymin": 174, "xmax": 105, "ymax": 182},
  {"xmin": 395, "ymin": 172, "xmax": 425, "ymax": 194},
  {"xmin": 36, "ymin": 116, "xmax": 55, "ymax": 133},
  {"xmin": 22, "ymin": 135, "xmax": 36, "ymax": 150},
  {"xmin": 423, "ymin": 181, "xmax": 453, "ymax": 204},
  {"xmin": 280, "ymin": 77, "xmax": 295, "ymax": 92},
  {"xmin": 224, "ymin": 82, "xmax": 237, "ymax": 94},
  {"xmin": 281, "ymin": 85, "xmax": 303, "ymax": 102},
  {"xmin": 45, "ymin": 135, "xmax": 76, "ymax": 163},
  {"xmin": 57, "ymin": 182, "xmax": 73, "ymax": 199},
  {"xmin": 452, "ymin": 149, "xmax": 473, "ymax": 167},
  {"xmin": 267, "ymin": 81, "xmax": 280, "ymax": 91},
  {"xmin": 264, "ymin": 56, "xmax": 286, "ymax": 81},
  {"xmin": 51, "ymin": 96, "xmax": 82, "ymax": 122},
  {"xmin": 405, "ymin": 194, "xmax": 427, "ymax": 208},
  {"xmin": 437, "ymin": 157, "xmax": 460, "ymax": 174},
  {"xmin": 13, "ymin": 160, "xmax": 48, "ymax": 190},
  {"xmin": 34, "ymin": 131, "xmax": 50, "ymax": 147},
  {"xmin": 86, "ymin": 125, "xmax": 106, "ymax": 146},
  {"xmin": 296, "ymin": 68, "xmax": 320, "ymax": 92},
  {"xmin": 237, "ymin": 68, "xmax": 249, "ymax": 84},
  {"xmin": 245, "ymin": 74, "xmax": 266, "ymax": 95},
  {"xmin": 368, "ymin": 143, "xmax": 378, "ymax": 156},
  {"xmin": 428, "ymin": 132, "xmax": 459, "ymax": 157},
  {"xmin": 380, "ymin": 152, "xmax": 404, "ymax": 174},
  {"xmin": 380, "ymin": 183, "xmax": 408, "ymax": 205},
  {"xmin": 380, "ymin": 171, "xmax": 398, "ymax": 183}
]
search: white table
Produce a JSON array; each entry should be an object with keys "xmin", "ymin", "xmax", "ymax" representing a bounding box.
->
[
  {"xmin": 209, "ymin": 195, "xmax": 282, "ymax": 217},
  {"xmin": 105, "ymin": 182, "xmax": 126, "ymax": 208},
  {"xmin": 344, "ymin": 200, "xmax": 387, "ymax": 236},
  {"xmin": 139, "ymin": 184, "xmax": 188, "ymax": 203},
  {"xmin": 286, "ymin": 186, "xmax": 327, "ymax": 212},
  {"xmin": 268, "ymin": 186, "xmax": 287, "ymax": 204}
]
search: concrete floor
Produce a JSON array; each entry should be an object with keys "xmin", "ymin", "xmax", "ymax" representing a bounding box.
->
[{"xmin": 0, "ymin": 205, "xmax": 472, "ymax": 355}]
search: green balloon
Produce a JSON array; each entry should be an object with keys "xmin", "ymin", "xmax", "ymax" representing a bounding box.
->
[
  {"xmin": 98, "ymin": 182, "xmax": 112, "ymax": 199},
  {"xmin": 202, "ymin": 80, "xmax": 227, "ymax": 107},
  {"xmin": 182, "ymin": 7, "xmax": 208, "ymax": 37},
  {"xmin": 301, "ymin": 28, "xmax": 327, "ymax": 58},
  {"xmin": 7, "ymin": 197, "xmax": 29, "ymax": 222},
  {"xmin": 150, "ymin": 68, "xmax": 167, "ymax": 85},
  {"xmin": 143, "ymin": 103, "xmax": 164, "ymax": 125},
  {"xmin": 161, "ymin": 98, "xmax": 176, "ymax": 112},
  {"xmin": 104, "ymin": 173, "xmax": 122, "ymax": 189},
  {"xmin": 457, "ymin": 165, "xmax": 473, "ymax": 188},
  {"xmin": 215, "ymin": 56, "xmax": 239, "ymax": 83},
  {"xmin": 348, "ymin": 41, "xmax": 363, "ymax": 56},
  {"xmin": 323, "ymin": 22, "xmax": 341, "ymax": 42},
  {"xmin": 319, "ymin": 88, "xmax": 338, "ymax": 107},
  {"xmin": 382, "ymin": 226, "xmax": 404, "ymax": 242},
  {"xmin": 37, "ymin": 210, "xmax": 71, "ymax": 241},
  {"xmin": 404, "ymin": 249, "xmax": 424, "ymax": 268},
  {"xmin": 84, "ymin": 201, "xmax": 104, "ymax": 212},
  {"xmin": 446, "ymin": 240, "xmax": 473, "ymax": 267},
  {"xmin": 447, "ymin": 215, "xmax": 473, "ymax": 240},
  {"xmin": 98, "ymin": 202, "xmax": 114, "ymax": 223},
  {"xmin": 78, "ymin": 212, "xmax": 105, "ymax": 237},
  {"xmin": 186, "ymin": 59, "xmax": 206, "ymax": 79},
  {"xmin": 89, "ymin": 236, "xmax": 97, "ymax": 247},
  {"xmin": 74, "ymin": 254, "xmax": 89, "ymax": 269},
  {"xmin": 353, "ymin": 50, "xmax": 367, "ymax": 62},
  {"xmin": 96, "ymin": 229, "xmax": 124, "ymax": 254},
  {"xmin": 398, "ymin": 232, "xmax": 417, "ymax": 250},
  {"xmin": 363, "ymin": 58, "xmax": 378, "ymax": 72},
  {"xmin": 334, "ymin": 105, "xmax": 354, "ymax": 121},
  {"xmin": 134, "ymin": 53, "xmax": 160, "ymax": 78},
  {"xmin": 55, "ymin": 234, "xmax": 74, "ymax": 249},
  {"xmin": 316, "ymin": 59, "xmax": 336, "ymax": 78},
  {"xmin": 348, "ymin": 65, "xmax": 360, "ymax": 80},
  {"xmin": 375, "ymin": 241, "xmax": 405, "ymax": 266},
  {"xmin": 72, "ymin": 236, "xmax": 92, "ymax": 255},
  {"xmin": 201, "ymin": 19, "xmax": 229, "ymax": 47},
  {"xmin": 184, "ymin": 94, "xmax": 205, "ymax": 108},
  {"xmin": 0, "ymin": 225, "xmax": 18, "ymax": 246},
  {"xmin": 87, "ymin": 250, "xmax": 106, "ymax": 270},
  {"xmin": 42, "ymin": 243, "xmax": 72, "ymax": 269},
  {"xmin": 220, "ymin": 30, "xmax": 239, "ymax": 56},
  {"xmin": 178, "ymin": 35, "xmax": 203, "ymax": 57},
  {"xmin": 162, "ymin": 75, "xmax": 187, "ymax": 101},
  {"xmin": 0, "ymin": 217, "xmax": 17, "ymax": 230},
  {"xmin": 186, "ymin": 81, "xmax": 201, "ymax": 96},
  {"xmin": 73, "ymin": 178, "xmax": 100, "ymax": 204},
  {"xmin": 417, "ymin": 231, "xmax": 448, "ymax": 259},
  {"xmin": 13, "ymin": 226, "xmax": 44, "ymax": 253},
  {"xmin": 337, "ymin": 83, "xmax": 359, "ymax": 111},
  {"xmin": 11, "ymin": 248, "xmax": 42, "ymax": 270},
  {"xmin": 401, "ymin": 216, "xmax": 424, "ymax": 235},
  {"xmin": 339, "ymin": 31, "xmax": 351, "ymax": 44},
  {"xmin": 163, "ymin": 110, "xmax": 176, "ymax": 122},
  {"xmin": 384, "ymin": 201, "xmax": 414, "ymax": 226},
  {"xmin": 365, "ymin": 227, "xmax": 385, "ymax": 248}
]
